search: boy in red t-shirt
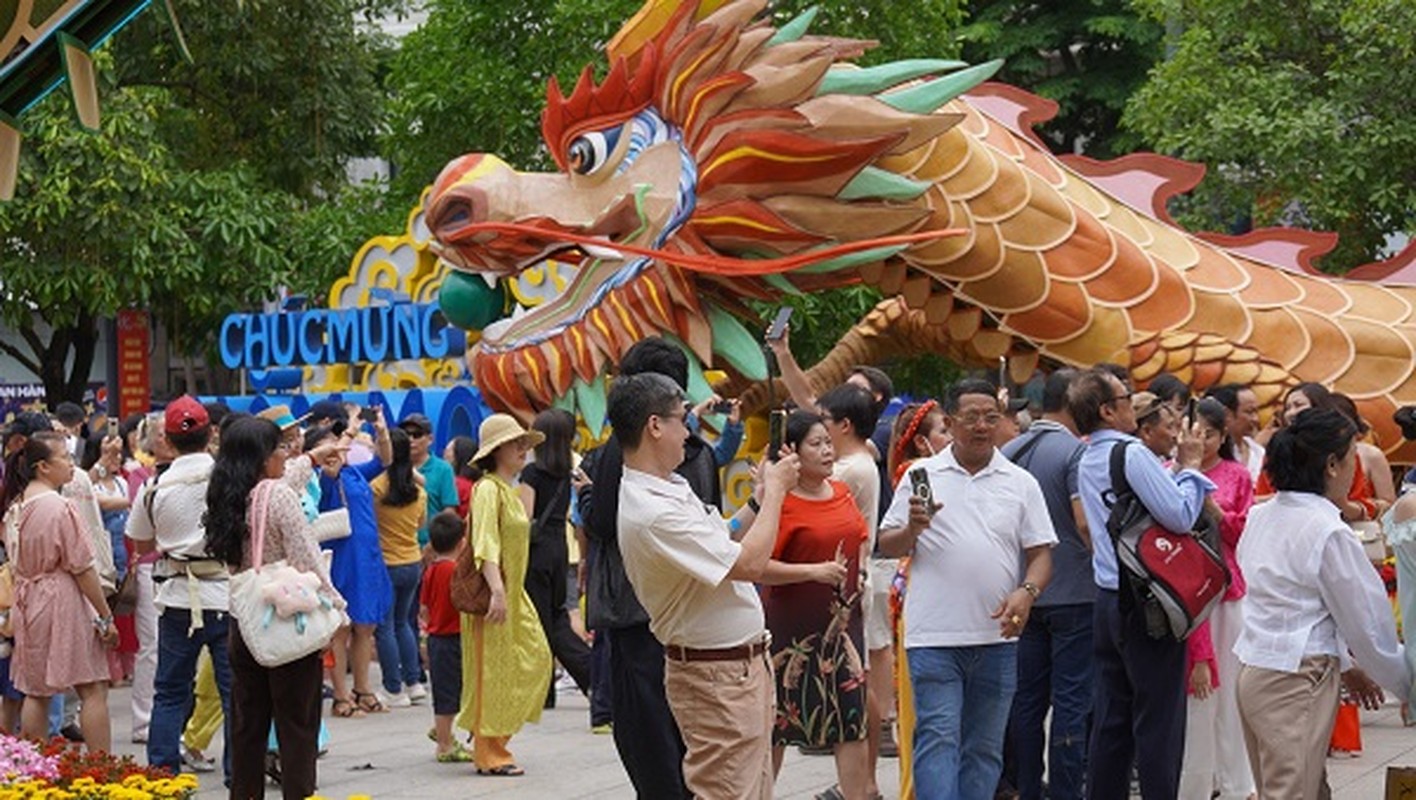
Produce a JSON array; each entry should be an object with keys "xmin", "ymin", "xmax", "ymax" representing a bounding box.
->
[{"xmin": 420, "ymin": 510, "xmax": 466, "ymax": 762}]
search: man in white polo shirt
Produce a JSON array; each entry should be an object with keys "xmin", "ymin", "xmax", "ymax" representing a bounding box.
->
[
  {"xmin": 879, "ymin": 378, "xmax": 1056, "ymax": 800},
  {"xmin": 609, "ymin": 372, "xmax": 799, "ymax": 800}
]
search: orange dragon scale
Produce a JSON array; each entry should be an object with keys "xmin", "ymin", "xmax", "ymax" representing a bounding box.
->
[{"xmin": 426, "ymin": 0, "xmax": 1416, "ymax": 460}]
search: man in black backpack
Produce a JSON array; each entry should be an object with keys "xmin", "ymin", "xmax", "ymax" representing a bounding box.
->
[
  {"xmin": 1071, "ymin": 368, "xmax": 1215, "ymax": 799},
  {"xmin": 580, "ymin": 338, "xmax": 718, "ymax": 799}
]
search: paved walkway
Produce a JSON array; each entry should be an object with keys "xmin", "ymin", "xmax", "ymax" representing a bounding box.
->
[{"xmin": 99, "ymin": 681, "xmax": 1415, "ymax": 798}]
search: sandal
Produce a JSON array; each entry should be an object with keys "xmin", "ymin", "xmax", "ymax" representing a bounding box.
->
[
  {"xmin": 436, "ymin": 744, "xmax": 473, "ymax": 763},
  {"xmin": 477, "ymin": 764, "xmax": 525, "ymax": 777},
  {"xmin": 331, "ymin": 698, "xmax": 365, "ymax": 718},
  {"xmin": 354, "ymin": 691, "xmax": 388, "ymax": 714}
]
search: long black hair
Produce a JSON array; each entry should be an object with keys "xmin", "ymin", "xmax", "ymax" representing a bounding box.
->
[
  {"xmin": 0, "ymin": 431, "xmax": 66, "ymax": 511},
  {"xmin": 532, "ymin": 408, "xmax": 575, "ymax": 479},
  {"xmin": 381, "ymin": 427, "xmax": 420, "ymax": 508},
  {"xmin": 205, "ymin": 417, "xmax": 279, "ymax": 567},
  {"xmin": 1195, "ymin": 398, "xmax": 1236, "ymax": 462}
]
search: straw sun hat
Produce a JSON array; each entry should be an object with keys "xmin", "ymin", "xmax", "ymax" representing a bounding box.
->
[{"xmin": 472, "ymin": 413, "xmax": 545, "ymax": 462}]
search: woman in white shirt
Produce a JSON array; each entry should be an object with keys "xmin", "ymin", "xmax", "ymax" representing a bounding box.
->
[{"xmin": 1235, "ymin": 408, "xmax": 1411, "ymax": 797}]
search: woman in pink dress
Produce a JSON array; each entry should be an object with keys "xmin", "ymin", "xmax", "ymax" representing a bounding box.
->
[{"xmin": 0, "ymin": 430, "xmax": 117, "ymax": 750}]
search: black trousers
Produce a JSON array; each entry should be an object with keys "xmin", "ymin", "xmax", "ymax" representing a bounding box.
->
[
  {"xmin": 227, "ymin": 619, "xmax": 323, "ymax": 800},
  {"xmin": 609, "ymin": 622, "xmax": 689, "ymax": 799},
  {"xmin": 1086, "ymin": 589, "xmax": 1187, "ymax": 800},
  {"xmin": 526, "ymin": 540, "xmax": 592, "ymax": 707}
]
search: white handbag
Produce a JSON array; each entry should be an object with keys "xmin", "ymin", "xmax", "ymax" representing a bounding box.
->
[
  {"xmin": 229, "ymin": 480, "xmax": 347, "ymax": 667},
  {"xmin": 310, "ymin": 508, "xmax": 351, "ymax": 543}
]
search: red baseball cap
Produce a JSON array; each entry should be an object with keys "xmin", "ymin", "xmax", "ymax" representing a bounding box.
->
[{"xmin": 164, "ymin": 396, "xmax": 210, "ymax": 434}]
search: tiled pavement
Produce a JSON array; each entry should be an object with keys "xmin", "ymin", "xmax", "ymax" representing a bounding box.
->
[{"xmin": 99, "ymin": 681, "xmax": 1413, "ymax": 798}]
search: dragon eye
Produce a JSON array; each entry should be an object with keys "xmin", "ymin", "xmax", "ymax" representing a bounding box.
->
[{"xmin": 565, "ymin": 127, "xmax": 621, "ymax": 176}]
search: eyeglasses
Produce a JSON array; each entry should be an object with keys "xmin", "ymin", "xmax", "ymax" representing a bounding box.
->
[
  {"xmin": 954, "ymin": 412, "xmax": 1003, "ymax": 427},
  {"xmin": 1105, "ymin": 392, "xmax": 1133, "ymax": 406}
]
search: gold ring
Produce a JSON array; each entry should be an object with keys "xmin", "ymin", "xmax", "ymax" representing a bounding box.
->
[{"xmin": 1010, "ymin": 615, "xmax": 1021, "ymax": 625}]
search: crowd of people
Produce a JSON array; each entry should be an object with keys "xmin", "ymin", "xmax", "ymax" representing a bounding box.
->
[{"xmin": 0, "ymin": 335, "xmax": 1413, "ymax": 799}]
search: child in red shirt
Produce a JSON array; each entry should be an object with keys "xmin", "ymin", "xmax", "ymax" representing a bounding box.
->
[{"xmin": 420, "ymin": 510, "xmax": 466, "ymax": 762}]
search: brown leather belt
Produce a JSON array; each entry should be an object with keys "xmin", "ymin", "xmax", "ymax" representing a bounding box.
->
[{"xmin": 664, "ymin": 639, "xmax": 769, "ymax": 663}]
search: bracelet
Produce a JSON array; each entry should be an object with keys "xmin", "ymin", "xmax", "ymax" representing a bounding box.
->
[
  {"xmin": 93, "ymin": 615, "xmax": 113, "ymax": 632},
  {"xmin": 1021, "ymin": 582, "xmax": 1041, "ymax": 600},
  {"xmin": 747, "ymin": 497, "xmax": 761, "ymax": 514},
  {"xmin": 729, "ymin": 517, "xmax": 742, "ymax": 535}
]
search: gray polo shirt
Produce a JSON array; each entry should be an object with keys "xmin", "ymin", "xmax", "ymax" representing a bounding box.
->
[{"xmin": 1000, "ymin": 420, "xmax": 1094, "ymax": 606}]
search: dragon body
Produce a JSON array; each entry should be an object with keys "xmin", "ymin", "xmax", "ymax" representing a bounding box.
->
[{"xmin": 427, "ymin": 0, "xmax": 1416, "ymax": 459}]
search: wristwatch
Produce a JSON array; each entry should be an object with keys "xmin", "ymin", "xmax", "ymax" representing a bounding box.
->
[{"xmin": 1021, "ymin": 581, "xmax": 1041, "ymax": 600}]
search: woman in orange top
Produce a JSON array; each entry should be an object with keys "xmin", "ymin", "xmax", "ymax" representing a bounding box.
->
[{"xmin": 763, "ymin": 410, "xmax": 870, "ymax": 800}]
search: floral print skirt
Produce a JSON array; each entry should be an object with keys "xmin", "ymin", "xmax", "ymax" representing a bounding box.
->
[{"xmin": 767, "ymin": 590, "xmax": 868, "ymax": 747}]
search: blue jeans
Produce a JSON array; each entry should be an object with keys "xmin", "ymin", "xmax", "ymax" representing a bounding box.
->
[
  {"xmin": 908, "ymin": 643, "xmax": 1018, "ymax": 800},
  {"xmin": 374, "ymin": 562, "xmax": 423, "ymax": 694},
  {"xmin": 148, "ymin": 608, "xmax": 233, "ymax": 778},
  {"xmin": 1010, "ymin": 604, "xmax": 1093, "ymax": 800}
]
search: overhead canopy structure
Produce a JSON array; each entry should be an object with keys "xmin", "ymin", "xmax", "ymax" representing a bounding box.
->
[{"xmin": 0, "ymin": 0, "xmax": 182, "ymax": 199}]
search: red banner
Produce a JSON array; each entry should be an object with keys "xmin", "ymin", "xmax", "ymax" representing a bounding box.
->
[{"xmin": 116, "ymin": 310, "xmax": 150, "ymax": 419}]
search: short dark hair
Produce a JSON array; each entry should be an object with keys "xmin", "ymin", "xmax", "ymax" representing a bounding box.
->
[
  {"xmin": 1069, "ymin": 368, "xmax": 1118, "ymax": 435},
  {"xmin": 785, "ymin": 409, "xmax": 825, "ymax": 451},
  {"xmin": 607, "ymin": 373, "xmax": 685, "ymax": 450},
  {"xmin": 849, "ymin": 365, "xmax": 893, "ymax": 405},
  {"xmin": 167, "ymin": 425, "xmax": 212, "ymax": 454},
  {"xmin": 54, "ymin": 401, "xmax": 85, "ymax": 426},
  {"xmin": 1265, "ymin": 408, "xmax": 1356, "ymax": 494},
  {"xmin": 1042, "ymin": 368, "xmax": 1078, "ymax": 414},
  {"xmin": 619, "ymin": 337, "xmax": 689, "ymax": 391},
  {"xmin": 428, "ymin": 510, "xmax": 464, "ymax": 555},
  {"xmin": 1205, "ymin": 383, "xmax": 1243, "ymax": 414},
  {"xmin": 203, "ymin": 402, "xmax": 233, "ymax": 432},
  {"xmin": 1396, "ymin": 406, "xmax": 1416, "ymax": 441},
  {"xmin": 1148, "ymin": 373, "xmax": 1190, "ymax": 406},
  {"xmin": 817, "ymin": 383, "xmax": 878, "ymax": 442},
  {"xmin": 944, "ymin": 378, "xmax": 997, "ymax": 414}
]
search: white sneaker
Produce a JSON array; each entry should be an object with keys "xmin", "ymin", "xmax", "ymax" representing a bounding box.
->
[
  {"xmin": 181, "ymin": 746, "xmax": 217, "ymax": 773},
  {"xmin": 379, "ymin": 690, "xmax": 412, "ymax": 708},
  {"xmin": 407, "ymin": 683, "xmax": 428, "ymax": 704}
]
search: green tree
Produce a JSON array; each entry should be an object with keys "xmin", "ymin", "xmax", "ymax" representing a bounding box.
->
[
  {"xmin": 1124, "ymin": 0, "xmax": 1416, "ymax": 269},
  {"xmin": 0, "ymin": 84, "xmax": 297, "ymax": 403},
  {"xmin": 112, "ymin": 0, "xmax": 407, "ymax": 200},
  {"xmin": 955, "ymin": 0, "xmax": 1163, "ymax": 157}
]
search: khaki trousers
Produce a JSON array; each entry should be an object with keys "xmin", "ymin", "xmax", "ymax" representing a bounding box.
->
[
  {"xmin": 664, "ymin": 651, "xmax": 774, "ymax": 800},
  {"xmin": 1237, "ymin": 655, "xmax": 1339, "ymax": 799}
]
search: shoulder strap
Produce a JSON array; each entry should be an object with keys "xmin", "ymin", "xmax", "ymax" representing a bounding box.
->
[
  {"xmin": 249, "ymin": 480, "xmax": 275, "ymax": 568},
  {"xmin": 1108, "ymin": 440, "xmax": 1133, "ymax": 499},
  {"xmin": 1007, "ymin": 428, "xmax": 1056, "ymax": 468},
  {"xmin": 532, "ymin": 479, "xmax": 567, "ymax": 533}
]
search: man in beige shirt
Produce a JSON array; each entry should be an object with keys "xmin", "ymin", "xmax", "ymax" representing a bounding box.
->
[{"xmin": 610, "ymin": 372, "xmax": 799, "ymax": 800}]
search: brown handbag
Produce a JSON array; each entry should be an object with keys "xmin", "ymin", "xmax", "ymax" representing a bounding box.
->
[{"xmin": 449, "ymin": 539, "xmax": 493, "ymax": 616}]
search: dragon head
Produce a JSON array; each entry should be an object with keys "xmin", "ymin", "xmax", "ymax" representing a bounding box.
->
[{"xmin": 427, "ymin": 0, "xmax": 989, "ymax": 419}]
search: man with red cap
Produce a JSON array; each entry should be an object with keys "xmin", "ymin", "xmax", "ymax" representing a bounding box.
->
[{"xmin": 127, "ymin": 396, "xmax": 233, "ymax": 778}]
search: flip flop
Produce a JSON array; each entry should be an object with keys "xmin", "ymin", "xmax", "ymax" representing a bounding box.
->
[
  {"xmin": 477, "ymin": 764, "xmax": 525, "ymax": 777},
  {"xmin": 436, "ymin": 744, "xmax": 473, "ymax": 763}
]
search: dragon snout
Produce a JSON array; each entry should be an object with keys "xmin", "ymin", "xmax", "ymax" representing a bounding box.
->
[{"xmin": 430, "ymin": 193, "xmax": 482, "ymax": 242}]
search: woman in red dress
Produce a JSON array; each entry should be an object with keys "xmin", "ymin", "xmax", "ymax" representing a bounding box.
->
[{"xmin": 764, "ymin": 410, "xmax": 870, "ymax": 800}]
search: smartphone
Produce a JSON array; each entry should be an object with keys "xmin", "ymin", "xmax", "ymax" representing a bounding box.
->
[
  {"xmin": 710, "ymin": 399, "xmax": 734, "ymax": 415},
  {"xmin": 358, "ymin": 406, "xmax": 378, "ymax": 422},
  {"xmin": 765, "ymin": 306, "xmax": 794, "ymax": 342},
  {"xmin": 768, "ymin": 409, "xmax": 786, "ymax": 461},
  {"xmin": 909, "ymin": 466, "xmax": 934, "ymax": 508},
  {"xmin": 1185, "ymin": 397, "xmax": 1197, "ymax": 428},
  {"xmin": 107, "ymin": 418, "xmax": 119, "ymax": 439}
]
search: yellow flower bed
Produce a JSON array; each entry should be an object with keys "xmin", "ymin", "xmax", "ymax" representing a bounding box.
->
[{"xmin": 0, "ymin": 773, "xmax": 198, "ymax": 800}]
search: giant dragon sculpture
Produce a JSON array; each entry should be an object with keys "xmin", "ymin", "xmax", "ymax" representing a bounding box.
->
[{"xmin": 426, "ymin": 0, "xmax": 1416, "ymax": 460}]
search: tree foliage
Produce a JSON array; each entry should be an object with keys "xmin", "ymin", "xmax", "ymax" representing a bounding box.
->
[
  {"xmin": 955, "ymin": 0, "xmax": 1162, "ymax": 157},
  {"xmin": 1124, "ymin": 0, "xmax": 1416, "ymax": 269},
  {"xmin": 112, "ymin": 0, "xmax": 406, "ymax": 199}
]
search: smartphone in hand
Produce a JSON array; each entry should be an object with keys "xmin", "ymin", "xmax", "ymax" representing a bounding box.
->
[
  {"xmin": 710, "ymin": 399, "xmax": 735, "ymax": 415},
  {"xmin": 107, "ymin": 418, "xmax": 119, "ymax": 439},
  {"xmin": 909, "ymin": 466, "xmax": 934, "ymax": 508},
  {"xmin": 768, "ymin": 409, "xmax": 786, "ymax": 461},
  {"xmin": 359, "ymin": 406, "xmax": 379, "ymax": 423},
  {"xmin": 765, "ymin": 307, "xmax": 794, "ymax": 341}
]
